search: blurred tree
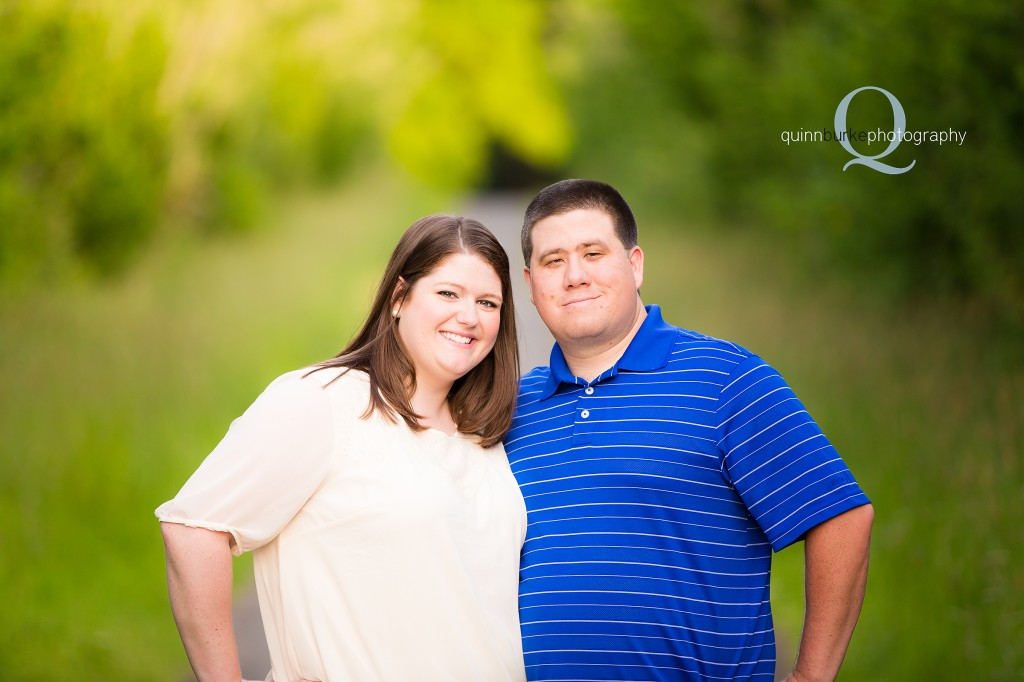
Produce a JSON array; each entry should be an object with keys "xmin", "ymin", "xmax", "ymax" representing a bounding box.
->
[
  {"xmin": 387, "ymin": 0, "xmax": 570, "ymax": 187},
  {"xmin": 550, "ymin": 0, "xmax": 1024, "ymax": 325},
  {"xmin": 0, "ymin": 0, "xmax": 570, "ymax": 283},
  {"xmin": 0, "ymin": 3, "xmax": 168, "ymax": 279}
]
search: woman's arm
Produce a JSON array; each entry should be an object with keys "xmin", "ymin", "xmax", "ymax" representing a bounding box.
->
[
  {"xmin": 161, "ymin": 522, "xmax": 244, "ymax": 682},
  {"xmin": 157, "ymin": 372, "xmax": 336, "ymax": 681}
]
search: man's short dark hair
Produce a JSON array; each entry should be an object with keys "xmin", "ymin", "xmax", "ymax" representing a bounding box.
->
[{"xmin": 521, "ymin": 179, "xmax": 639, "ymax": 265}]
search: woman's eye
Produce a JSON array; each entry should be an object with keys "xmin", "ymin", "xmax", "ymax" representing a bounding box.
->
[
  {"xmin": 438, "ymin": 290, "xmax": 457, "ymax": 299},
  {"xmin": 479, "ymin": 299, "xmax": 498, "ymax": 309}
]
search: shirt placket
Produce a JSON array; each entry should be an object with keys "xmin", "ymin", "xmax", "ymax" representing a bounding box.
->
[{"xmin": 570, "ymin": 381, "xmax": 598, "ymax": 447}]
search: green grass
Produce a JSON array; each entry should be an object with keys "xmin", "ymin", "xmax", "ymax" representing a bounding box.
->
[
  {"xmin": 641, "ymin": 220, "xmax": 1023, "ymax": 681},
  {"xmin": 2, "ymin": 177, "xmax": 1020, "ymax": 680},
  {"xmin": 0, "ymin": 169, "xmax": 451, "ymax": 680}
]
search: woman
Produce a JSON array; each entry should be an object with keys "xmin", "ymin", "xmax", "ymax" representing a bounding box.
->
[{"xmin": 157, "ymin": 215, "xmax": 526, "ymax": 682}]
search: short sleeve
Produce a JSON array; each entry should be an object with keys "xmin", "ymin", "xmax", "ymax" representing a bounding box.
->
[
  {"xmin": 156, "ymin": 369, "xmax": 335, "ymax": 555},
  {"xmin": 716, "ymin": 355, "xmax": 869, "ymax": 552}
]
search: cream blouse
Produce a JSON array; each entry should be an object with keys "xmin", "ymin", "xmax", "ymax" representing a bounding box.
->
[{"xmin": 156, "ymin": 368, "xmax": 527, "ymax": 682}]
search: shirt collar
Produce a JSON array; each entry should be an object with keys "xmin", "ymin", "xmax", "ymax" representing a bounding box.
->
[{"xmin": 539, "ymin": 304, "xmax": 676, "ymax": 399}]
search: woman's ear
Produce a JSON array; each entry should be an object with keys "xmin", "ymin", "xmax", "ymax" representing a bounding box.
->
[{"xmin": 390, "ymin": 276, "xmax": 407, "ymax": 318}]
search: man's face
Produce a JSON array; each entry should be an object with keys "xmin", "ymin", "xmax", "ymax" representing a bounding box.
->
[{"xmin": 525, "ymin": 208, "xmax": 644, "ymax": 353}]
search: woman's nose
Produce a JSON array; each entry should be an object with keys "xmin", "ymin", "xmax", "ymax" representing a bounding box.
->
[{"xmin": 455, "ymin": 300, "xmax": 480, "ymax": 326}]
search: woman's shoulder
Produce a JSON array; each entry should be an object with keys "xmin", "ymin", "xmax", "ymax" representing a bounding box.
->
[
  {"xmin": 455, "ymin": 433, "xmax": 506, "ymax": 455},
  {"xmin": 237, "ymin": 367, "xmax": 371, "ymax": 435},
  {"xmin": 298, "ymin": 365, "xmax": 370, "ymax": 390},
  {"xmin": 254, "ymin": 365, "xmax": 369, "ymax": 408}
]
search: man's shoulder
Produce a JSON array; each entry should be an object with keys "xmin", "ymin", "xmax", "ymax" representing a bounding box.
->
[
  {"xmin": 653, "ymin": 315, "xmax": 757, "ymax": 367},
  {"xmin": 517, "ymin": 365, "xmax": 552, "ymax": 401},
  {"xmin": 657, "ymin": 319, "xmax": 806, "ymax": 410}
]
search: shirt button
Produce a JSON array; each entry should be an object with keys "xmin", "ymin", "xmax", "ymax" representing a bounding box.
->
[
  {"xmin": 581, "ymin": 409, "xmax": 590, "ymax": 419},
  {"xmin": 584, "ymin": 386, "xmax": 594, "ymax": 395}
]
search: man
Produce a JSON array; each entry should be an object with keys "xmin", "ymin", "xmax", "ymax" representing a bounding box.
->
[{"xmin": 504, "ymin": 179, "xmax": 873, "ymax": 681}]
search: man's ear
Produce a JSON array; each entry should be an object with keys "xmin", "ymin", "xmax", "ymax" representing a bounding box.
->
[
  {"xmin": 628, "ymin": 246, "xmax": 644, "ymax": 291},
  {"xmin": 523, "ymin": 267, "xmax": 536, "ymax": 306}
]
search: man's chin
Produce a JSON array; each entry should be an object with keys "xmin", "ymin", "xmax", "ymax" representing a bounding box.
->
[{"xmin": 552, "ymin": 321, "xmax": 606, "ymax": 345}]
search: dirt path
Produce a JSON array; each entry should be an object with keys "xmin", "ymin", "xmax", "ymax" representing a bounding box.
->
[{"xmin": 460, "ymin": 192, "xmax": 555, "ymax": 373}]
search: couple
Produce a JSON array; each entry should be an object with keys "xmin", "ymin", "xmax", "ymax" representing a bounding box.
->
[{"xmin": 158, "ymin": 180, "xmax": 874, "ymax": 682}]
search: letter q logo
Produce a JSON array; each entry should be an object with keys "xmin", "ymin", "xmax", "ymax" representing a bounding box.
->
[{"xmin": 835, "ymin": 86, "xmax": 916, "ymax": 174}]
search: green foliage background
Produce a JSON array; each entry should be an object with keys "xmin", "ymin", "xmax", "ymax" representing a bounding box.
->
[
  {"xmin": 0, "ymin": 0, "xmax": 569, "ymax": 283},
  {"xmin": 555, "ymin": 0, "xmax": 1024, "ymax": 323},
  {"xmin": 2, "ymin": 0, "xmax": 1021, "ymax": 319},
  {"xmin": 1, "ymin": 0, "xmax": 1021, "ymax": 680}
]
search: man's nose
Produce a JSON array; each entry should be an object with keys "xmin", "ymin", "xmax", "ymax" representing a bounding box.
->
[{"xmin": 564, "ymin": 256, "xmax": 590, "ymax": 288}]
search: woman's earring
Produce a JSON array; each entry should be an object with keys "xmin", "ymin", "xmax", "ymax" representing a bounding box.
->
[{"xmin": 392, "ymin": 308, "xmax": 400, "ymax": 319}]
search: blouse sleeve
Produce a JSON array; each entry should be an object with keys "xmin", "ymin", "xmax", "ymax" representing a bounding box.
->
[{"xmin": 155, "ymin": 369, "xmax": 335, "ymax": 555}]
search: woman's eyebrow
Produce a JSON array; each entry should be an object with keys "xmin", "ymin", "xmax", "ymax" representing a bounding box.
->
[{"xmin": 432, "ymin": 281, "xmax": 502, "ymax": 301}]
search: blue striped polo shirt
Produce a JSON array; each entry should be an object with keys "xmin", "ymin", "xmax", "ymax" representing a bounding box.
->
[{"xmin": 505, "ymin": 305, "xmax": 869, "ymax": 681}]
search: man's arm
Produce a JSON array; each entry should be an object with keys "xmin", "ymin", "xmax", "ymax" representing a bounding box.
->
[
  {"xmin": 161, "ymin": 522, "xmax": 245, "ymax": 682},
  {"xmin": 785, "ymin": 503, "xmax": 874, "ymax": 682}
]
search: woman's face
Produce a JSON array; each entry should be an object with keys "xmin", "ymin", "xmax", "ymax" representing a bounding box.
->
[{"xmin": 395, "ymin": 252, "xmax": 504, "ymax": 393}]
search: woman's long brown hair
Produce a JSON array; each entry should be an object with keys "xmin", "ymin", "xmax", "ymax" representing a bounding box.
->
[{"xmin": 307, "ymin": 215, "xmax": 519, "ymax": 448}]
